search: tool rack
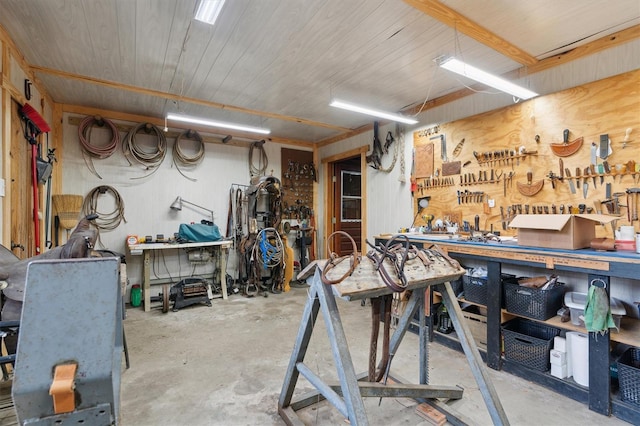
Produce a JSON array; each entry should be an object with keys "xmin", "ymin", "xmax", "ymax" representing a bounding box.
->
[{"xmin": 278, "ymin": 257, "xmax": 510, "ymax": 425}]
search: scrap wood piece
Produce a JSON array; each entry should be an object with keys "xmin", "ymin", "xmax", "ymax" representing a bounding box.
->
[{"xmin": 415, "ymin": 403, "xmax": 447, "ymax": 426}]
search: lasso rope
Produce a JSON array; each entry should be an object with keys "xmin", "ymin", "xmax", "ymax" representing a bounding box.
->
[
  {"xmin": 249, "ymin": 140, "xmax": 268, "ymax": 176},
  {"xmin": 82, "ymin": 185, "xmax": 127, "ymax": 248},
  {"xmin": 173, "ymin": 129, "xmax": 204, "ymax": 181},
  {"xmin": 77, "ymin": 115, "xmax": 120, "ymax": 179},
  {"xmin": 122, "ymin": 123, "xmax": 167, "ymax": 179}
]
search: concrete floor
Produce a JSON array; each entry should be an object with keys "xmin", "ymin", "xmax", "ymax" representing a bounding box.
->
[{"xmin": 120, "ymin": 285, "xmax": 628, "ymax": 426}]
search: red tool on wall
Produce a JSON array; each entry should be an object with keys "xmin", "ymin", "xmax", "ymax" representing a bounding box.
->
[{"xmin": 19, "ymin": 103, "xmax": 51, "ymax": 255}]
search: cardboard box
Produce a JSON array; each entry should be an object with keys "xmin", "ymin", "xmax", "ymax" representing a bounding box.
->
[
  {"xmin": 508, "ymin": 214, "xmax": 616, "ymax": 249},
  {"xmin": 462, "ymin": 310, "xmax": 487, "ymax": 351}
]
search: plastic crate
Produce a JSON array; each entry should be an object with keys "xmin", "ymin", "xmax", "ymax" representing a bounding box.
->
[
  {"xmin": 503, "ymin": 281, "xmax": 565, "ymax": 320},
  {"xmin": 618, "ymin": 347, "xmax": 640, "ymax": 405},
  {"xmin": 501, "ymin": 318, "xmax": 561, "ymax": 372},
  {"xmin": 462, "ymin": 272, "xmax": 516, "ymax": 305},
  {"xmin": 433, "ymin": 276, "xmax": 463, "ymax": 297}
]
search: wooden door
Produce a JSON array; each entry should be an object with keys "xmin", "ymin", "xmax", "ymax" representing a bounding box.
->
[
  {"xmin": 10, "ymin": 100, "xmax": 34, "ymax": 258},
  {"xmin": 332, "ymin": 157, "xmax": 362, "ymax": 256}
]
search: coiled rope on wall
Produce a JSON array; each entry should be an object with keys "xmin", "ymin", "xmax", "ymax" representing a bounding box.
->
[
  {"xmin": 77, "ymin": 115, "xmax": 120, "ymax": 179},
  {"xmin": 82, "ymin": 185, "xmax": 127, "ymax": 247},
  {"xmin": 122, "ymin": 123, "xmax": 167, "ymax": 179},
  {"xmin": 173, "ymin": 129, "xmax": 205, "ymax": 181},
  {"xmin": 249, "ymin": 140, "xmax": 268, "ymax": 176}
]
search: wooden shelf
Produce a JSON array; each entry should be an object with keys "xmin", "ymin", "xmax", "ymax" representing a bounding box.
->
[{"xmin": 545, "ymin": 315, "xmax": 640, "ymax": 346}]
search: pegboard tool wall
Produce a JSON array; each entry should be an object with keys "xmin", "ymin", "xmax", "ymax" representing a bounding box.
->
[
  {"xmin": 413, "ymin": 69, "xmax": 640, "ymax": 237},
  {"xmin": 280, "ymin": 148, "xmax": 314, "ymax": 220}
]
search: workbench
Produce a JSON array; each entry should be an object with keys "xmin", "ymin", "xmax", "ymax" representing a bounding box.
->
[
  {"xmin": 127, "ymin": 240, "xmax": 232, "ymax": 311},
  {"xmin": 375, "ymin": 233, "xmax": 640, "ymax": 424}
]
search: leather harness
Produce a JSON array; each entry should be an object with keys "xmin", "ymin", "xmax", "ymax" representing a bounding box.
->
[{"xmin": 320, "ymin": 232, "xmax": 462, "ymax": 384}]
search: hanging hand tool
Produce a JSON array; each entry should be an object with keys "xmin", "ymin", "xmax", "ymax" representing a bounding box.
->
[
  {"xmin": 590, "ymin": 164, "xmax": 597, "ymax": 188},
  {"xmin": 597, "ymin": 163, "xmax": 605, "ymax": 185},
  {"xmin": 603, "ymin": 160, "xmax": 611, "ymax": 179},
  {"xmin": 503, "ymin": 173, "xmax": 507, "ymax": 196},
  {"xmin": 500, "ymin": 206, "xmax": 506, "ymax": 230},
  {"xmin": 576, "ymin": 167, "xmax": 582, "ymax": 193},
  {"xmin": 524, "ymin": 204, "xmax": 530, "ymax": 214},
  {"xmin": 430, "ymin": 134, "xmax": 448, "ymax": 162},
  {"xmin": 517, "ymin": 171, "xmax": 544, "ymax": 197},
  {"xmin": 627, "ymin": 160, "xmax": 636, "ymax": 183},
  {"xmin": 551, "ymin": 204, "xmax": 557, "ymax": 214},
  {"xmin": 474, "ymin": 215, "xmax": 480, "ymax": 231},
  {"xmin": 627, "ymin": 188, "xmax": 639, "ymax": 222},
  {"xmin": 583, "ymin": 167, "xmax": 590, "ymax": 199},
  {"xmin": 452, "ymin": 138, "xmax": 465, "ymax": 158},
  {"xmin": 565, "ymin": 168, "xmax": 576, "ymax": 194},
  {"xmin": 622, "ymin": 128, "xmax": 634, "ymax": 148},
  {"xmin": 599, "ymin": 134, "xmax": 612, "ymax": 159},
  {"xmin": 551, "ymin": 129, "xmax": 583, "ymax": 157}
]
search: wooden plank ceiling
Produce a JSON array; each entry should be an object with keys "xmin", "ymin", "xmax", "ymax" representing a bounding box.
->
[{"xmin": 0, "ymin": 0, "xmax": 638, "ymax": 145}]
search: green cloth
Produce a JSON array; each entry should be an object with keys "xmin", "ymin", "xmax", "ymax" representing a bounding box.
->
[{"xmin": 584, "ymin": 284, "xmax": 617, "ymax": 334}]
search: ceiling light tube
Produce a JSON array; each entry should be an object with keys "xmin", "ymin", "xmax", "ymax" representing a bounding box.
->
[
  {"xmin": 438, "ymin": 57, "xmax": 538, "ymax": 100},
  {"xmin": 166, "ymin": 113, "xmax": 270, "ymax": 135},
  {"xmin": 330, "ymin": 99, "xmax": 418, "ymax": 125},
  {"xmin": 194, "ymin": 0, "xmax": 226, "ymax": 26}
]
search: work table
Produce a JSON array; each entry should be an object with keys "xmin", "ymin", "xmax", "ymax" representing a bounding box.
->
[
  {"xmin": 127, "ymin": 240, "xmax": 233, "ymax": 311},
  {"xmin": 375, "ymin": 234, "xmax": 639, "ymax": 424}
]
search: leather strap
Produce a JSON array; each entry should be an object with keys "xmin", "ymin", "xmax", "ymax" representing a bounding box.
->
[
  {"xmin": 590, "ymin": 237, "xmax": 616, "ymax": 251},
  {"xmin": 368, "ymin": 294, "xmax": 392, "ymax": 382},
  {"xmin": 321, "ymin": 231, "xmax": 360, "ymax": 285}
]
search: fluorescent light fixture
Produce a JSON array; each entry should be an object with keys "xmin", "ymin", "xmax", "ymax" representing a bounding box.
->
[
  {"xmin": 330, "ymin": 99, "xmax": 418, "ymax": 125},
  {"xmin": 438, "ymin": 57, "xmax": 538, "ymax": 100},
  {"xmin": 195, "ymin": 0, "xmax": 226, "ymax": 25},
  {"xmin": 166, "ymin": 113, "xmax": 270, "ymax": 135}
]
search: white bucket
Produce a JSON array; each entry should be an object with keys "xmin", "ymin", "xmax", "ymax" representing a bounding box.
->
[{"xmin": 567, "ymin": 332, "xmax": 589, "ymax": 387}]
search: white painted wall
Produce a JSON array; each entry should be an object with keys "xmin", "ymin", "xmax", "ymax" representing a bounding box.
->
[{"xmin": 60, "ymin": 114, "xmax": 308, "ymax": 291}]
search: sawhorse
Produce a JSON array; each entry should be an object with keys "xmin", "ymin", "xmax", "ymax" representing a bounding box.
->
[{"xmin": 278, "ymin": 268, "xmax": 509, "ymax": 425}]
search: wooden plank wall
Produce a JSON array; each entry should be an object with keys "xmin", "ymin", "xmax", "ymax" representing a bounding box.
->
[{"xmin": 413, "ymin": 69, "xmax": 640, "ymax": 238}]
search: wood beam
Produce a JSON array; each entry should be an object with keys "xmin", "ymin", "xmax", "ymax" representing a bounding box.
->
[
  {"xmin": 319, "ymin": 24, "xmax": 639, "ymax": 146},
  {"xmin": 510, "ymin": 24, "xmax": 640, "ymax": 78},
  {"xmin": 316, "ymin": 123, "xmax": 378, "ymax": 148},
  {"xmin": 32, "ymin": 66, "xmax": 351, "ymax": 133},
  {"xmin": 61, "ymin": 104, "xmax": 314, "ymax": 148},
  {"xmin": 403, "ymin": 0, "xmax": 538, "ymax": 66}
]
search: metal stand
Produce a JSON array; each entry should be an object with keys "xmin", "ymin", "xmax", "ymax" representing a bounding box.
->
[
  {"xmin": 278, "ymin": 268, "xmax": 509, "ymax": 425},
  {"xmin": 12, "ymin": 258, "xmax": 123, "ymax": 425}
]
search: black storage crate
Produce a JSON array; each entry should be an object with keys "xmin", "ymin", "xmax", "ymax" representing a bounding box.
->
[
  {"xmin": 501, "ymin": 318, "xmax": 561, "ymax": 372},
  {"xmin": 462, "ymin": 272, "xmax": 516, "ymax": 305},
  {"xmin": 434, "ymin": 276, "xmax": 463, "ymax": 297},
  {"xmin": 618, "ymin": 347, "xmax": 640, "ymax": 405},
  {"xmin": 503, "ymin": 281, "xmax": 565, "ymax": 320}
]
